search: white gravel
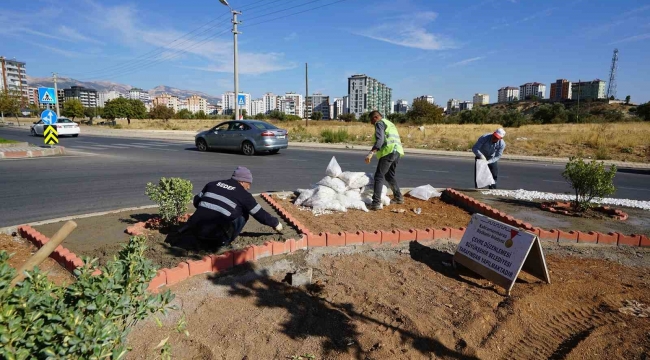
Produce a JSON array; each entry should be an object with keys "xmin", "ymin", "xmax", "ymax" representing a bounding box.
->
[{"xmin": 482, "ymin": 189, "xmax": 650, "ymax": 211}]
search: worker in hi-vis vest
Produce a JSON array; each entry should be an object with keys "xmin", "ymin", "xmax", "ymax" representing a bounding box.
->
[{"xmin": 364, "ymin": 110, "xmax": 405, "ymax": 210}]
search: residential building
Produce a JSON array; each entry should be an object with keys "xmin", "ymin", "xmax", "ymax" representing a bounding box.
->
[
  {"xmin": 550, "ymin": 79, "xmax": 572, "ymax": 101},
  {"xmin": 222, "ymin": 91, "xmax": 251, "ymax": 115},
  {"xmin": 186, "ymin": 94, "xmax": 207, "ymax": 114},
  {"xmin": 497, "ymin": 87, "xmax": 520, "ymax": 103},
  {"xmin": 571, "ymin": 79, "xmax": 606, "ymax": 101},
  {"xmin": 278, "ymin": 98, "xmax": 297, "ymax": 116},
  {"xmin": 0, "ymin": 57, "xmax": 28, "ymax": 103},
  {"xmin": 63, "ymin": 86, "xmax": 98, "ymax": 108},
  {"xmin": 153, "ymin": 93, "xmax": 179, "ymax": 112},
  {"xmin": 519, "ymin": 82, "xmax": 546, "ymax": 100},
  {"xmin": 177, "ymin": 99, "xmax": 188, "ymax": 111},
  {"xmin": 347, "ymin": 74, "xmax": 392, "ymax": 118},
  {"xmin": 459, "ymin": 101, "xmax": 474, "ymax": 111},
  {"xmin": 98, "ymin": 90, "xmax": 125, "ymax": 107},
  {"xmin": 27, "ymin": 87, "xmax": 39, "ymax": 106},
  {"xmin": 342, "ymin": 95, "xmax": 349, "ymax": 114},
  {"xmin": 283, "ymin": 92, "xmax": 303, "ymax": 117},
  {"xmin": 394, "ymin": 99, "xmax": 409, "ymax": 114},
  {"xmin": 128, "ymin": 88, "xmax": 150, "ymax": 102},
  {"xmin": 207, "ymin": 104, "xmax": 218, "ymax": 115},
  {"xmin": 251, "ymin": 98, "xmax": 264, "ymax": 116},
  {"xmin": 473, "ymin": 93, "xmax": 489, "ymax": 106},
  {"xmin": 307, "ymin": 93, "xmax": 330, "ymax": 119},
  {"xmin": 446, "ymin": 99, "xmax": 460, "ymax": 114},
  {"xmin": 262, "ymin": 92, "xmax": 277, "ymax": 114},
  {"xmin": 413, "ymin": 95, "xmax": 435, "ymax": 104}
]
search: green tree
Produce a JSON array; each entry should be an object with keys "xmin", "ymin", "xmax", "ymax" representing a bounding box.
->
[
  {"xmin": 128, "ymin": 99, "xmax": 147, "ymax": 122},
  {"xmin": 407, "ymin": 99, "xmax": 444, "ymax": 124},
  {"xmin": 0, "ymin": 90, "xmax": 21, "ymax": 119},
  {"xmin": 358, "ymin": 112, "xmax": 371, "ymax": 123},
  {"xmin": 636, "ymin": 102, "xmax": 650, "ymax": 121},
  {"xmin": 532, "ymin": 103, "xmax": 568, "ymax": 124},
  {"xmin": 28, "ymin": 103, "xmax": 40, "ymax": 117},
  {"xmin": 103, "ymin": 98, "xmax": 131, "ymax": 124},
  {"xmin": 84, "ymin": 107, "xmax": 99, "ymax": 121},
  {"xmin": 268, "ymin": 109, "xmax": 285, "ymax": 121},
  {"xmin": 195, "ymin": 110, "xmax": 207, "ymax": 119},
  {"xmin": 310, "ymin": 111, "xmax": 323, "ymax": 120},
  {"xmin": 62, "ymin": 99, "xmax": 84, "ymax": 120},
  {"xmin": 177, "ymin": 108, "xmax": 193, "ymax": 119},
  {"xmin": 501, "ymin": 109, "xmax": 528, "ymax": 128},
  {"xmin": 625, "ymin": 95, "xmax": 631, "ymax": 105},
  {"xmin": 149, "ymin": 105, "xmax": 175, "ymax": 120},
  {"xmin": 254, "ymin": 113, "xmax": 266, "ymax": 120},
  {"xmin": 339, "ymin": 113, "xmax": 355, "ymax": 122},
  {"xmin": 562, "ymin": 157, "xmax": 616, "ymax": 212},
  {"xmin": 387, "ymin": 112, "xmax": 407, "ymax": 124}
]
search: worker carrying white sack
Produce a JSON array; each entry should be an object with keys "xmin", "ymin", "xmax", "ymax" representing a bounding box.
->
[{"xmin": 472, "ymin": 128, "xmax": 506, "ymax": 189}]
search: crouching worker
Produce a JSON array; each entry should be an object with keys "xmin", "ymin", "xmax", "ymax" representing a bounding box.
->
[
  {"xmin": 183, "ymin": 166, "xmax": 282, "ymax": 245},
  {"xmin": 472, "ymin": 128, "xmax": 506, "ymax": 189}
]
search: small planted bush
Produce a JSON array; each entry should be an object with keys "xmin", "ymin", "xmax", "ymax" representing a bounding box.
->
[
  {"xmin": 562, "ymin": 157, "xmax": 617, "ymax": 211},
  {"xmin": 0, "ymin": 236, "xmax": 174, "ymax": 359},
  {"xmin": 321, "ymin": 129, "xmax": 349, "ymax": 143},
  {"xmin": 145, "ymin": 177, "xmax": 193, "ymax": 226}
]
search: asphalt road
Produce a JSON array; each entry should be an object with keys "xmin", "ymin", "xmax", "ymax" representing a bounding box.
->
[{"xmin": 1, "ymin": 126, "xmax": 649, "ymax": 227}]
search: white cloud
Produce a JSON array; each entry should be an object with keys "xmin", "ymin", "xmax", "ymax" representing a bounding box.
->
[
  {"xmin": 284, "ymin": 32, "xmax": 298, "ymax": 41},
  {"xmin": 26, "ymin": 42, "xmax": 81, "ymax": 58},
  {"xmin": 57, "ymin": 25, "xmax": 103, "ymax": 44},
  {"xmin": 354, "ymin": 12, "xmax": 456, "ymax": 50},
  {"xmin": 491, "ymin": 7, "xmax": 555, "ymax": 30},
  {"xmin": 182, "ymin": 52, "xmax": 297, "ymax": 75},
  {"xmin": 447, "ymin": 56, "xmax": 484, "ymax": 67},
  {"xmin": 609, "ymin": 33, "xmax": 650, "ymax": 44}
]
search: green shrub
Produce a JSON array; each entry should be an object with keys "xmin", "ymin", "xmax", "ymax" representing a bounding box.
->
[
  {"xmin": 0, "ymin": 236, "xmax": 174, "ymax": 359},
  {"xmin": 320, "ymin": 129, "xmax": 349, "ymax": 143},
  {"xmin": 145, "ymin": 177, "xmax": 193, "ymax": 226},
  {"xmin": 561, "ymin": 157, "xmax": 616, "ymax": 211}
]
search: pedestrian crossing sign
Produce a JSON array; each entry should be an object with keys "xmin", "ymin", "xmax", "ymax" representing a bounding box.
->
[
  {"xmin": 237, "ymin": 94, "xmax": 246, "ymax": 106},
  {"xmin": 38, "ymin": 87, "xmax": 57, "ymax": 104}
]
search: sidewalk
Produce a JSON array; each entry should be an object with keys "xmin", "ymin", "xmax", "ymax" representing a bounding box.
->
[{"xmin": 5, "ymin": 123, "xmax": 650, "ymax": 169}]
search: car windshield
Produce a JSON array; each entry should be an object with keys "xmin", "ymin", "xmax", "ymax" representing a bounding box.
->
[
  {"xmin": 58, "ymin": 119, "xmax": 73, "ymax": 123},
  {"xmin": 251, "ymin": 122, "xmax": 277, "ymax": 130}
]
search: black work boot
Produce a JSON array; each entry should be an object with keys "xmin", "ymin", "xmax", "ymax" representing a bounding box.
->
[
  {"xmin": 368, "ymin": 203, "xmax": 382, "ymax": 211},
  {"xmin": 393, "ymin": 197, "xmax": 404, "ymax": 205}
]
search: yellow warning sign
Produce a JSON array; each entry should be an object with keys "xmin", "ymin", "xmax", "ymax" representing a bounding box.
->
[{"xmin": 44, "ymin": 125, "xmax": 58, "ymax": 145}]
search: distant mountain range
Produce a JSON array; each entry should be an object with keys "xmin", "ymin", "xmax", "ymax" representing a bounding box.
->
[{"xmin": 26, "ymin": 76, "xmax": 221, "ymax": 104}]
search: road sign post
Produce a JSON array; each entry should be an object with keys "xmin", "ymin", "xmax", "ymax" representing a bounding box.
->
[
  {"xmin": 40, "ymin": 109, "xmax": 59, "ymax": 147},
  {"xmin": 237, "ymin": 94, "xmax": 246, "ymax": 120}
]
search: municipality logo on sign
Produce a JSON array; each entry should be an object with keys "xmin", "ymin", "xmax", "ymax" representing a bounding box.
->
[
  {"xmin": 237, "ymin": 94, "xmax": 246, "ymax": 106},
  {"xmin": 38, "ymin": 87, "xmax": 56, "ymax": 105}
]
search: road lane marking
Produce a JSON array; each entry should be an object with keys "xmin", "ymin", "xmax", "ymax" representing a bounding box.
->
[
  {"xmin": 96, "ymin": 145, "xmax": 130, "ymax": 149},
  {"xmin": 74, "ymin": 141, "xmax": 100, "ymax": 144},
  {"xmin": 423, "ymin": 170, "xmax": 450, "ymax": 173},
  {"xmin": 68, "ymin": 146, "xmax": 106, "ymax": 150},
  {"xmin": 144, "ymin": 148, "xmax": 179, "ymax": 152},
  {"xmin": 618, "ymin": 186, "xmax": 650, "ymax": 192},
  {"xmin": 285, "ymin": 158, "xmax": 309, "ymax": 162},
  {"xmin": 113, "ymin": 144, "xmax": 149, "ymax": 148},
  {"xmin": 542, "ymin": 180, "xmax": 565, "ymax": 183},
  {"xmin": 130, "ymin": 142, "xmax": 170, "ymax": 147}
]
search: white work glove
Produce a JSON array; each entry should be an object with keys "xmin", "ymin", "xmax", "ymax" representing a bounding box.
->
[
  {"xmin": 365, "ymin": 151, "xmax": 374, "ymax": 164},
  {"xmin": 275, "ymin": 223, "xmax": 283, "ymax": 232},
  {"xmin": 479, "ymin": 154, "xmax": 487, "ymax": 161}
]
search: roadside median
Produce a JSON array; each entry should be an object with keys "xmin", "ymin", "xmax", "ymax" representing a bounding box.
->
[{"xmin": 0, "ymin": 144, "xmax": 65, "ymax": 159}]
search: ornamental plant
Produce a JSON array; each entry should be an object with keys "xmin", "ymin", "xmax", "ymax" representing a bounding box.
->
[
  {"xmin": 145, "ymin": 177, "xmax": 194, "ymax": 226},
  {"xmin": 562, "ymin": 157, "xmax": 617, "ymax": 212}
]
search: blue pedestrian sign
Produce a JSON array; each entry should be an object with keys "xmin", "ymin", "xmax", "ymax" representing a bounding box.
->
[
  {"xmin": 41, "ymin": 109, "xmax": 58, "ymax": 125},
  {"xmin": 237, "ymin": 94, "xmax": 246, "ymax": 106},
  {"xmin": 38, "ymin": 87, "xmax": 57, "ymax": 104}
]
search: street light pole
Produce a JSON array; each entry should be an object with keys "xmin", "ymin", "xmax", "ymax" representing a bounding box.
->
[{"xmin": 220, "ymin": 0, "xmax": 241, "ymax": 120}]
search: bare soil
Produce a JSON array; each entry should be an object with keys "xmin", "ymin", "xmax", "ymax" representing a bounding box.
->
[
  {"xmin": 44, "ymin": 198, "xmax": 299, "ymax": 270},
  {"xmin": 126, "ymin": 240, "xmax": 650, "ymax": 359},
  {"xmin": 462, "ymin": 190, "xmax": 650, "ymax": 237},
  {"xmin": 275, "ymin": 194, "xmax": 472, "ymax": 233},
  {"xmin": 0, "ymin": 233, "xmax": 74, "ymax": 285}
]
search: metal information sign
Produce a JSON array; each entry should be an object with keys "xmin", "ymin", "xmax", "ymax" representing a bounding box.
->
[
  {"xmin": 38, "ymin": 87, "xmax": 57, "ymax": 105},
  {"xmin": 453, "ymin": 213, "xmax": 550, "ymax": 295},
  {"xmin": 44, "ymin": 125, "xmax": 58, "ymax": 145}
]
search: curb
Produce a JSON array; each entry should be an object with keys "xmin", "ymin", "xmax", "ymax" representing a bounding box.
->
[{"xmin": 0, "ymin": 146, "xmax": 66, "ymax": 159}]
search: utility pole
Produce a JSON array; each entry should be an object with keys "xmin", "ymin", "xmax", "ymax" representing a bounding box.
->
[
  {"xmin": 53, "ymin": 72, "xmax": 60, "ymax": 117},
  {"xmin": 220, "ymin": 0, "xmax": 241, "ymax": 120},
  {"xmin": 305, "ymin": 62, "xmax": 308, "ymax": 126}
]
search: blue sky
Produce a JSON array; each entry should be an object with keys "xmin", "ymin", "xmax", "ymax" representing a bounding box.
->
[{"xmin": 2, "ymin": 0, "xmax": 650, "ymax": 104}]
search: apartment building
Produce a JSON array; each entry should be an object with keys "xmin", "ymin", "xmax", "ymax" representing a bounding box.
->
[
  {"xmin": 177, "ymin": 99, "xmax": 188, "ymax": 112},
  {"xmin": 394, "ymin": 99, "xmax": 409, "ymax": 114},
  {"xmin": 251, "ymin": 98, "xmax": 264, "ymax": 116},
  {"xmin": 98, "ymin": 90, "xmax": 125, "ymax": 107},
  {"xmin": 128, "ymin": 88, "xmax": 150, "ymax": 102},
  {"xmin": 0, "ymin": 57, "xmax": 28, "ymax": 103},
  {"xmin": 262, "ymin": 92, "xmax": 277, "ymax": 114},
  {"xmin": 27, "ymin": 87, "xmax": 39, "ymax": 106},
  {"xmin": 413, "ymin": 95, "xmax": 435, "ymax": 105},
  {"xmin": 347, "ymin": 74, "xmax": 392, "ymax": 118},
  {"xmin": 497, "ymin": 87, "xmax": 520, "ymax": 103},
  {"xmin": 278, "ymin": 98, "xmax": 297, "ymax": 116},
  {"xmin": 446, "ymin": 99, "xmax": 460, "ymax": 114},
  {"xmin": 459, "ymin": 101, "xmax": 473, "ymax": 111},
  {"xmin": 64, "ymin": 86, "xmax": 98, "ymax": 108},
  {"xmin": 283, "ymin": 92, "xmax": 303, "ymax": 117},
  {"xmin": 519, "ymin": 82, "xmax": 546, "ymax": 100},
  {"xmin": 550, "ymin": 79, "xmax": 572, "ymax": 101},
  {"xmin": 571, "ymin": 79, "xmax": 606, "ymax": 100},
  {"xmin": 186, "ymin": 94, "xmax": 207, "ymax": 114},
  {"xmin": 307, "ymin": 93, "xmax": 330, "ymax": 119},
  {"xmin": 153, "ymin": 93, "xmax": 179, "ymax": 112},
  {"xmin": 473, "ymin": 93, "xmax": 490, "ymax": 106}
]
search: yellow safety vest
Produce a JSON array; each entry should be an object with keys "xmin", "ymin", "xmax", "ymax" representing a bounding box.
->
[{"xmin": 374, "ymin": 118, "xmax": 404, "ymax": 159}]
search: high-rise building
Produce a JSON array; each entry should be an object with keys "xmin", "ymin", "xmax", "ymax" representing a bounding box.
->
[
  {"xmin": 251, "ymin": 98, "xmax": 264, "ymax": 116},
  {"xmin": 98, "ymin": 90, "xmax": 125, "ymax": 107},
  {"xmin": 446, "ymin": 99, "xmax": 460, "ymax": 114},
  {"xmin": 519, "ymin": 82, "xmax": 546, "ymax": 100},
  {"xmin": 153, "ymin": 93, "xmax": 179, "ymax": 112},
  {"xmin": 27, "ymin": 87, "xmax": 39, "ymax": 106},
  {"xmin": 459, "ymin": 101, "xmax": 474, "ymax": 111},
  {"xmin": 550, "ymin": 79, "xmax": 572, "ymax": 101},
  {"xmin": 347, "ymin": 74, "xmax": 392, "ymax": 118},
  {"xmin": 186, "ymin": 95, "xmax": 207, "ymax": 114},
  {"xmin": 342, "ymin": 95, "xmax": 349, "ymax": 115},
  {"xmin": 571, "ymin": 79, "xmax": 606, "ymax": 100},
  {"xmin": 307, "ymin": 93, "xmax": 330, "ymax": 119},
  {"xmin": 497, "ymin": 87, "xmax": 520, "ymax": 103},
  {"xmin": 128, "ymin": 88, "xmax": 150, "ymax": 102},
  {"xmin": 177, "ymin": 99, "xmax": 188, "ymax": 111},
  {"xmin": 63, "ymin": 86, "xmax": 98, "ymax": 108},
  {"xmin": 222, "ymin": 91, "xmax": 251, "ymax": 115},
  {"xmin": 0, "ymin": 57, "xmax": 28, "ymax": 103},
  {"xmin": 394, "ymin": 99, "xmax": 409, "ymax": 114},
  {"xmin": 413, "ymin": 95, "xmax": 435, "ymax": 105},
  {"xmin": 473, "ymin": 93, "xmax": 490, "ymax": 106},
  {"xmin": 283, "ymin": 92, "xmax": 303, "ymax": 117},
  {"xmin": 278, "ymin": 98, "xmax": 297, "ymax": 116},
  {"xmin": 262, "ymin": 92, "xmax": 277, "ymax": 114}
]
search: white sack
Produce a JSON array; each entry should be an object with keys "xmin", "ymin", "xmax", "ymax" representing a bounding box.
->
[
  {"xmin": 295, "ymin": 188, "xmax": 315, "ymax": 206},
  {"xmin": 475, "ymin": 159, "xmax": 495, "ymax": 188},
  {"xmin": 339, "ymin": 172, "xmax": 370, "ymax": 189},
  {"xmin": 303, "ymin": 186, "xmax": 336, "ymax": 208},
  {"xmin": 316, "ymin": 176, "xmax": 347, "ymax": 193},
  {"xmin": 325, "ymin": 156, "xmax": 342, "ymax": 178},
  {"xmin": 361, "ymin": 186, "xmax": 390, "ymax": 206},
  {"xmin": 409, "ymin": 185, "xmax": 441, "ymax": 201}
]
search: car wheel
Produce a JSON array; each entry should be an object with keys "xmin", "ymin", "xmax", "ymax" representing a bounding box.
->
[
  {"xmin": 72, "ymin": 134, "xmax": 79, "ymax": 138},
  {"xmin": 269, "ymin": 149, "xmax": 280, "ymax": 154},
  {"xmin": 196, "ymin": 138, "xmax": 208, "ymax": 152},
  {"xmin": 242, "ymin": 141, "xmax": 255, "ymax": 156},
  {"xmin": 31, "ymin": 128, "xmax": 37, "ymax": 136}
]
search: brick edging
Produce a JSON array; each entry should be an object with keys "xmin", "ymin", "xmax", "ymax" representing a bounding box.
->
[{"xmin": 442, "ymin": 189, "xmax": 649, "ymax": 248}]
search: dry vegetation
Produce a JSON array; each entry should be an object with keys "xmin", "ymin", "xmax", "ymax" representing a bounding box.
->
[{"xmin": 95, "ymin": 119, "xmax": 650, "ymax": 163}]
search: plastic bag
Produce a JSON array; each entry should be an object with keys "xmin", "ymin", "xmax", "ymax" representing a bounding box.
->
[
  {"xmin": 475, "ymin": 159, "xmax": 495, "ymax": 188},
  {"xmin": 294, "ymin": 188, "xmax": 315, "ymax": 206},
  {"xmin": 408, "ymin": 185, "xmax": 441, "ymax": 201},
  {"xmin": 361, "ymin": 186, "xmax": 390, "ymax": 206},
  {"xmin": 316, "ymin": 176, "xmax": 347, "ymax": 193},
  {"xmin": 303, "ymin": 186, "xmax": 336, "ymax": 208},
  {"xmin": 339, "ymin": 172, "xmax": 370, "ymax": 189},
  {"xmin": 325, "ymin": 156, "xmax": 342, "ymax": 178}
]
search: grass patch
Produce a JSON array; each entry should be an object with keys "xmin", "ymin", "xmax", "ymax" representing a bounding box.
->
[
  {"xmin": 0, "ymin": 138, "xmax": 18, "ymax": 144},
  {"xmin": 320, "ymin": 128, "xmax": 350, "ymax": 143}
]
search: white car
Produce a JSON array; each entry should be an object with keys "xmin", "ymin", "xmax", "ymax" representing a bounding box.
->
[{"xmin": 31, "ymin": 117, "xmax": 80, "ymax": 137}]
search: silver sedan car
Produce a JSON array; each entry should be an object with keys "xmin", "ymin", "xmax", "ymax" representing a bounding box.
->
[{"xmin": 194, "ymin": 120, "xmax": 288, "ymax": 155}]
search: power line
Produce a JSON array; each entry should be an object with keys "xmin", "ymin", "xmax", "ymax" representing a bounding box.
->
[{"xmin": 244, "ymin": 0, "xmax": 350, "ymax": 27}]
